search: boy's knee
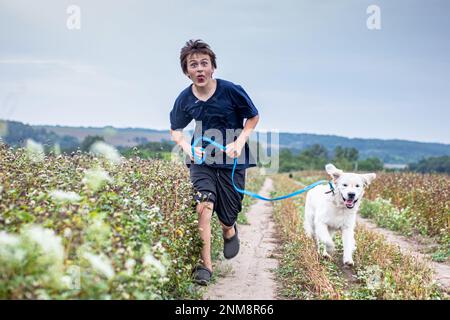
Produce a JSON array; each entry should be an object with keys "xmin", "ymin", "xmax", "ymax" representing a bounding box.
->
[{"xmin": 196, "ymin": 201, "xmax": 214, "ymax": 215}]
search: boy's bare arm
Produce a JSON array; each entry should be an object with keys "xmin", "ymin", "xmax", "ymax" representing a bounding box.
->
[
  {"xmin": 170, "ymin": 129, "xmax": 191, "ymax": 154},
  {"xmin": 238, "ymin": 114, "xmax": 259, "ymax": 144},
  {"xmin": 170, "ymin": 129, "xmax": 204, "ymax": 160}
]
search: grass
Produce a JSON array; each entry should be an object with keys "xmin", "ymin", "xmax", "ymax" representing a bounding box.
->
[
  {"xmin": 291, "ymin": 169, "xmax": 450, "ymax": 263},
  {"xmin": 272, "ymin": 173, "xmax": 444, "ymax": 300},
  {"xmin": 364, "ymin": 172, "xmax": 449, "ymax": 244}
]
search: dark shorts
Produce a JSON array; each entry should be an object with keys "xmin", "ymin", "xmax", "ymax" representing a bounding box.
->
[{"xmin": 189, "ymin": 164, "xmax": 246, "ymax": 227}]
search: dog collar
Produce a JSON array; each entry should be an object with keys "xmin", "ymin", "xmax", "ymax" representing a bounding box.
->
[{"xmin": 324, "ymin": 180, "xmax": 335, "ymax": 195}]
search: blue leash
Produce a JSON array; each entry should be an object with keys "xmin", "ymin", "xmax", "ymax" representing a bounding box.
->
[{"xmin": 191, "ymin": 136, "xmax": 333, "ymax": 201}]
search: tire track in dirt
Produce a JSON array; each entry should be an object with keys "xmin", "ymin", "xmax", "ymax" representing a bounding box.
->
[{"xmin": 205, "ymin": 178, "xmax": 280, "ymax": 300}]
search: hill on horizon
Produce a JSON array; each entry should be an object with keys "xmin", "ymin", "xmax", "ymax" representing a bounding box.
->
[{"xmin": 1, "ymin": 119, "xmax": 449, "ymax": 164}]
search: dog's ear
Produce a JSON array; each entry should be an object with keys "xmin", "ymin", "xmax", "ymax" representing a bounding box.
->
[
  {"xmin": 361, "ymin": 173, "xmax": 376, "ymax": 187},
  {"xmin": 325, "ymin": 163, "xmax": 343, "ymax": 180}
]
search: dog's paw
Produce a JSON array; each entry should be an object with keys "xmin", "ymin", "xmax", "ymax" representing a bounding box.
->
[
  {"xmin": 322, "ymin": 251, "xmax": 332, "ymax": 260},
  {"xmin": 343, "ymin": 259, "xmax": 354, "ymax": 267}
]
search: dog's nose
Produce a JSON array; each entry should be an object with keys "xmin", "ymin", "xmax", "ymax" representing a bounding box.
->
[{"xmin": 347, "ymin": 192, "xmax": 356, "ymax": 199}]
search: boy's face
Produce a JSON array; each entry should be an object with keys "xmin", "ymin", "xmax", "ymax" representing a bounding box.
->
[{"xmin": 186, "ymin": 53, "xmax": 215, "ymax": 87}]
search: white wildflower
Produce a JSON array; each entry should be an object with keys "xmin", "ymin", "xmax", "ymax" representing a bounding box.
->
[
  {"xmin": 60, "ymin": 275, "xmax": 73, "ymax": 289},
  {"xmin": 13, "ymin": 248, "xmax": 27, "ymax": 262},
  {"xmin": 366, "ymin": 266, "xmax": 382, "ymax": 290},
  {"xmin": 49, "ymin": 190, "xmax": 81, "ymax": 203},
  {"xmin": 25, "ymin": 139, "xmax": 45, "ymax": 162},
  {"xmin": 35, "ymin": 289, "xmax": 51, "ymax": 300},
  {"xmin": 143, "ymin": 253, "xmax": 166, "ymax": 276},
  {"xmin": 83, "ymin": 252, "xmax": 115, "ymax": 280},
  {"xmin": 125, "ymin": 258, "xmax": 136, "ymax": 270},
  {"xmin": 90, "ymin": 141, "xmax": 122, "ymax": 165},
  {"xmin": 63, "ymin": 227, "xmax": 72, "ymax": 238},
  {"xmin": 61, "ymin": 265, "xmax": 81, "ymax": 290},
  {"xmin": 0, "ymin": 231, "xmax": 21, "ymax": 246},
  {"xmin": 22, "ymin": 225, "xmax": 64, "ymax": 264},
  {"xmin": 0, "ymin": 231, "xmax": 26, "ymax": 263},
  {"xmin": 82, "ymin": 167, "xmax": 113, "ymax": 191},
  {"xmin": 152, "ymin": 241, "xmax": 165, "ymax": 253},
  {"xmin": 125, "ymin": 258, "xmax": 136, "ymax": 276},
  {"xmin": 86, "ymin": 217, "xmax": 111, "ymax": 244}
]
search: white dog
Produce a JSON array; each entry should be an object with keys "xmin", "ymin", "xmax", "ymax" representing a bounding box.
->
[{"xmin": 304, "ymin": 163, "xmax": 376, "ymax": 266}]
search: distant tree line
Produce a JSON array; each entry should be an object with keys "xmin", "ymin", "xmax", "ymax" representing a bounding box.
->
[
  {"xmin": 279, "ymin": 144, "xmax": 384, "ymax": 172},
  {"xmin": 408, "ymin": 156, "xmax": 450, "ymax": 174},
  {"xmin": 1, "ymin": 120, "xmax": 448, "ymax": 174},
  {"xmin": 1, "ymin": 120, "xmax": 79, "ymax": 153},
  {"xmin": 118, "ymin": 140, "xmax": 174, "ymax": 160}
]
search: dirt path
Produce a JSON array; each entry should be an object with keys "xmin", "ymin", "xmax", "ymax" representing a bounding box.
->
[
  {"xmin": 205, "ymin": 178, "xmax": 280, "ymax": 300},
  {"xmin": 357, "ymin": 215, "xmax": 450, "ymax": 293}
]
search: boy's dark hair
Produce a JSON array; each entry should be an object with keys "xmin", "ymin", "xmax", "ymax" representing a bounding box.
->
[{"xmin": 180, "ymin": 39, "xmax": 217, "ymax": 74}]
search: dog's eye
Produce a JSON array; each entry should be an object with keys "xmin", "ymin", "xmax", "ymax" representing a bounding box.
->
[
  {"xmin": 343, "ymin": 184, "xmax": 348, "ymax": 187},
  {"xmin": 356, "ymin": 184, "xmax": 360, "ymax": 188}
]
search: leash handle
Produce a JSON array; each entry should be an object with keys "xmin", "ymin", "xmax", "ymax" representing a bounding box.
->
[
  {"xmin": 191, "ymin": 136, "xmax": 329, "ymax": 201},
  {"xmin": 192, "ymin": 136, "xmax": 227, "ymax": 164}
]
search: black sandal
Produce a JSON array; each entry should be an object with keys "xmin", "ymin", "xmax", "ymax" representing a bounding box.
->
[
  {"xmin": 192, "ymin": 265, "xmax": 212, "ymax": 286},
  {"xmin": 223, "ymin": 223, "xmax": 240, "ymax": 259}
]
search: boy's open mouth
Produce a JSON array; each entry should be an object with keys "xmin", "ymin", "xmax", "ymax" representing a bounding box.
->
[
  {"xmin": 197, "ymin": 76, "xmax": 205, "ymax": 82},
  {"xmin": 342, "ymin": 196, "xmax": 358, "ymax": 208}
]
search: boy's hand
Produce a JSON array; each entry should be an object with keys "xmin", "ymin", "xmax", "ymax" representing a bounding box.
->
[
  {"xmin": 225, "ymin": 139, "xmax": 245, "ymax": 159},
  {"xmin": 190, "ymin": 146, "xmax": 204, "ymax": 162}
]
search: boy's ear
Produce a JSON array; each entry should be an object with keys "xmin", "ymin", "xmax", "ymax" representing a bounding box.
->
[
  {"xmin": 361, "ymin": 173, "xmax": 376, "ymax": 187},
  {"xmin": 325, "ymin": 163, "xmax": 343, "ymax": 180}
]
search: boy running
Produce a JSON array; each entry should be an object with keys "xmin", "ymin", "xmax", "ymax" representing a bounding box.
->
[{"xmin": 170, "ymin": 39, "xmax": 259, "ymax": 285}]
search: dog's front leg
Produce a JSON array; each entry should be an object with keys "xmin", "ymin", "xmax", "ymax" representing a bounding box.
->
[
  {"xmin": 342, "ymin": 227, "xmax": 355, "ymax": 266},
  {"xmin": 315, "ymin": 222, "xmax": 335, "ymax": 258}
]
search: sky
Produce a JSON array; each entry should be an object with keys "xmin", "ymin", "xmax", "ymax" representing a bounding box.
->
[{"xmin": 0, "ymin": 0, "xmax": 449, "ymax": 144}]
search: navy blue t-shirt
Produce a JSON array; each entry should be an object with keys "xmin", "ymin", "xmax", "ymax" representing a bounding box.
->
[{"xmin": 170, "ymin": 78, "xmax": 259, "ymax": 169}]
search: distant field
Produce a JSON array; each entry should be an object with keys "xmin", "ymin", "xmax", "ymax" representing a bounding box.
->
[{"xmin": 34, "ymin": 125, "xmax": 171, "ymax": 147}]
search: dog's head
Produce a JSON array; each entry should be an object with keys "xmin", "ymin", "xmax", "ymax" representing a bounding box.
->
[{"xmin": 325, "ymin": 163, "xmax": 376, "ymax": 209}]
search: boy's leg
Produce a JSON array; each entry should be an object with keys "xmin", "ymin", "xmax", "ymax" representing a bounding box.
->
[
  {"xmin": 189, "ymin": 164, "xmax": 217, "ymax": 274},
  {"xmin": 220, "ymin": 221, "xmax": 235, "ymax": 239},
  {"xmin": 215, "ymin": 168, "xmax": 246, "ymax": 228},
  {"xmin": 196, "ymin": 201, "xmax": 214, "ymax": 271},
  {"xmin": 215, "ymin": 168, "xmax": 245, "ymax": 259}
]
